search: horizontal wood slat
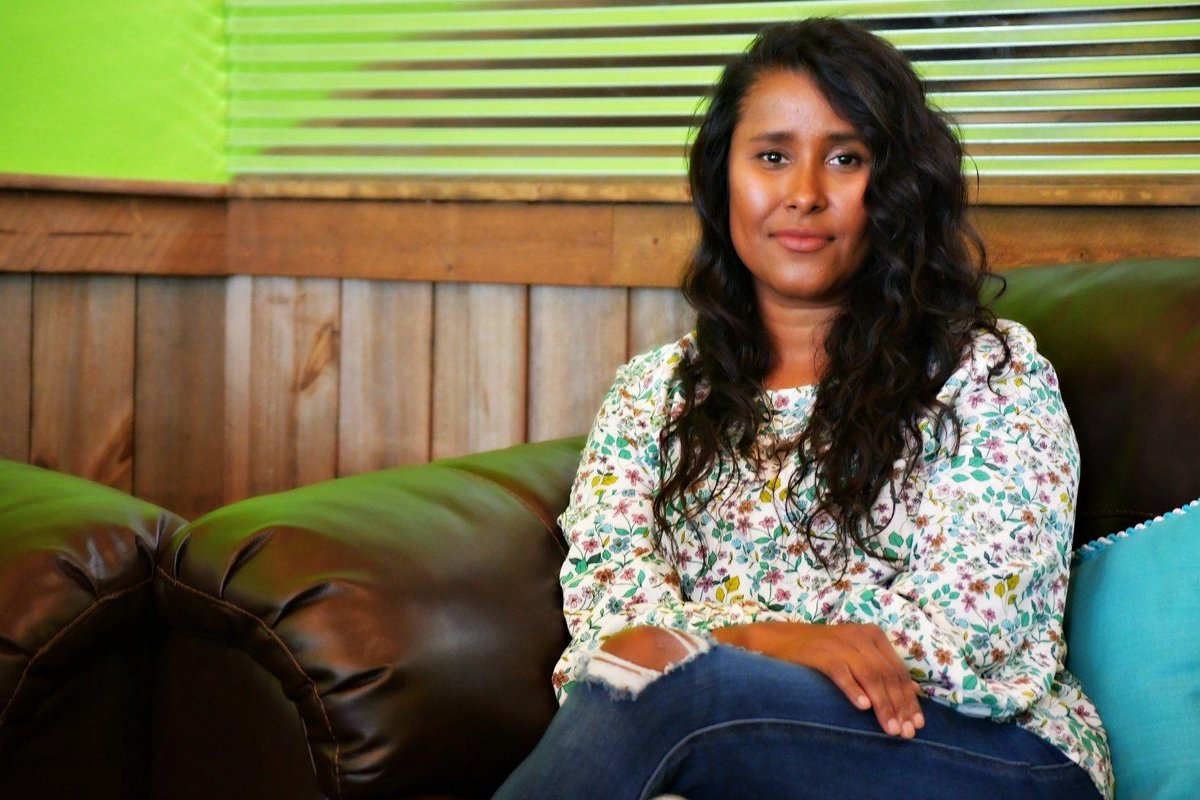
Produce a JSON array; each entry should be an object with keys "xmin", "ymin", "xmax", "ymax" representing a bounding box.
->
[{"xmin": 3, "ymin": 189, "xmax": 1198, "ymax": 281}]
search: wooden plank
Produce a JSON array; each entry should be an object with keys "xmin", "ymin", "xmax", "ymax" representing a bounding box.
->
[
  {"xmin": 230, "ymin": 175, "xmax": 1200, "ymax": 207},
  {"xmin": 231, "ymin": 176, "xmax": 689, "ymax": 204},
  {"xmin": 528, "ymin": 286, "xmax": 629, "ymax": 442},
  {"xmin": 134, "ymin": 277, "xmax": 229, "ymax": 520},
  {"xmin": 245, "ymin": 277, "xmax": 341, "ymax": 496},
  {"xmin": 612, "ymin": 203, "xmax": 694, "ymax": 288},
  {"xmin": 222, "ymin": 275, "xmax": 253, "ymax": 505},
  {"xmin": 4, "ymin": 189, "xmax": 1198, "ymax": 287},
  {"xmin": 30, "ymin": 275, "xmax": 135, "ymax": 490},
  {"xmin": 4, "ymin": 173, "xmax": 1196, "ymax": 208},
  {"xmin": 628, "ymin": 287, "xmax": 694, "ymax": 358},
  {"xmin": 0, "ymin": 173, "xmax": 226, "ymax": 198},
  {"xmin": 0, "ymin": 191, "xmax": 226, "ymax": 275},
  {"xmin": 338, "ymin": 279, "xmax": 433, "ymax": 474},
  {"xmin": 431, "ymin": 283, "xmax": 526, "ymax": 459},
  {"xmin": 227, "ymin": 198, "xmax": 615, "ymax": 285},
  {"xmin": 975, "ymin": 206, "xmax": 1200, "ymax": 269},
  {"xmin": 0, "ymin": 275, "xmax": 32, "ymax": 462}
]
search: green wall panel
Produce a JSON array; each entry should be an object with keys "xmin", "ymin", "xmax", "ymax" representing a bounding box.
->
[{"xmin": 0, "ymin": 0, "xmax": 227, "ymax": 184}]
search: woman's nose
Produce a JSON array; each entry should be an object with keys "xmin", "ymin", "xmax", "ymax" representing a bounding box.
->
[{"xmin": 785, "ymin": 163, "xmax": 825, "ymax": 212}]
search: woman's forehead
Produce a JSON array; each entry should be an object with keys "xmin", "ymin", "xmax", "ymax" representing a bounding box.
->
[{"xmin": 734, "ymin": 70, "xmax": 863, "ymax": 142}]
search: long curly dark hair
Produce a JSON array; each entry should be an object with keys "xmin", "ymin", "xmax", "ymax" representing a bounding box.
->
[{"xmin": 652, "ymin": 18, "xmax": 1009, "ymax": 571}]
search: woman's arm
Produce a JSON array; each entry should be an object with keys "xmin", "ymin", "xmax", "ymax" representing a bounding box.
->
[
  {"xmin": 555, "ymin": 346, "xmax": 797, "ymax": 695},
  {"xmin": 761, "ymin": 323, "xmax": 1079, "ymax": 720}
]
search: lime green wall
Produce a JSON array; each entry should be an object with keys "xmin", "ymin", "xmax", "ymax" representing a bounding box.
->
[{"xmin": 0, "ymin": 0, "xmax": 226, "ymax": 184}]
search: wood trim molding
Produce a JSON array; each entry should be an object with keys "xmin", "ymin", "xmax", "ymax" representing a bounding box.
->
[
  {"xmin": 232, "ymin": 175, "xmax": 1200, "ymax": 207},
  {"xmin": 0, "ymin": 173, "xmax": 226, "ymax": 199},
  {"xmin": 0, "ymin": 190, "xmax": 227, "ymax": 276},
  {"xmin": 2, "ymin": 188, "xmax": 1197, "ymax": 286},
  {"xmin": 5, "ymin": 172, "xmax": 1196, "ymax": 207}
]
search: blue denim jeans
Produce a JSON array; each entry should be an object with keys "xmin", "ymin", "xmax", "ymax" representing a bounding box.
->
[{"xmin": 493, "ymin": 645, "xmax": 1099, "ymax": 800}]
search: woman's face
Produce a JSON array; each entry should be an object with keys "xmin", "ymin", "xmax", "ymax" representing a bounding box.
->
[{"xmin": 727, "ymin": 70, "xmax": 872, "ymax": 314}]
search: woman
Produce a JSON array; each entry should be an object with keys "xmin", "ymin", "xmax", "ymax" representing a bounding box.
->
[{"xmin": 495, "ymin": 18, "xmax": 1110, "ymax": 800}]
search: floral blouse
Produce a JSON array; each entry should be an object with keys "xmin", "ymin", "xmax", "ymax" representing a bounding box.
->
[{"xmin": 555, "ymin": 321, "xmax": 1112, "ymax": 799}]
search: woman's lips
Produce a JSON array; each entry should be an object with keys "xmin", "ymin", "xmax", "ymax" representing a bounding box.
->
[{"xmin": 771, "ymin": 229, "xmax": 832, "ymax": 252}]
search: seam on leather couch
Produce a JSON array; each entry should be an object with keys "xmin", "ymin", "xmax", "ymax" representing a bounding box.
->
[
  {"xmin": 440, "ymin": 465, "xmax": 568, "ymax": 557},
  {"xmin": 154, "ymin": 562, "xmax": 343, "ymax": 800},
  {"xmin": 0, "ymin": 576, "xmax": 152, "ymax": 727}
]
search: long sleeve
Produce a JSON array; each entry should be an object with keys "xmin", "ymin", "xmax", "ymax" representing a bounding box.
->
[
  {"xmin": 794, "ymin": 324, "xmax": 1081, "ymax": 719},
  {"xmin": 554, "ymin": 342, "xmax": 796, "ymax": 699}
]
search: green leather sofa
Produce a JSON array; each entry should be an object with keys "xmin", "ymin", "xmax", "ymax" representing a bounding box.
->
[{"xmin": 1, "ymin": 259, "xmax": 1197, "ymax": 799}]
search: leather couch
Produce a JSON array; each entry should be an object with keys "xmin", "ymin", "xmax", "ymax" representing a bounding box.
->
[{"xmin": 1, "ymin": 259, "xmax": 1197, "ymax": 799}]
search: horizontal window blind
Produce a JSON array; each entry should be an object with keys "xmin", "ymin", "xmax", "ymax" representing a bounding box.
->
[{"xmin": 227, "ymin": 1, "xmax": 1200, "ymax": 186}]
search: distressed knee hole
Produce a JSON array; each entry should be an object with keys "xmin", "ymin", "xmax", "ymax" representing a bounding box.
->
[{"xmin": 584, "ymin": 627, "xmax": 711, "ymax": 698}]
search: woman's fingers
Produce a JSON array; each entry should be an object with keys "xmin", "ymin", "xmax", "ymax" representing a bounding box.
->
[
  {"xmin": 862, "ymin": 629, "xmax": 924, "ymax": 736},
  {"xmin": 733, "ymin": 621, "xmax": 927, "ymax": 738},
  {"xmin": 802, "ymin": 624, "xmax": 923, "ymax": 738},
  {"xmin": 818, "ymin": 659, "xmax": 874, "ymax": 713}
]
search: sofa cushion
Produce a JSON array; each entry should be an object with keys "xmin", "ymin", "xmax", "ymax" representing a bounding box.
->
[{"xmin": 1065, "ymin": 498, "xmax": 1200, "ymax": 799}]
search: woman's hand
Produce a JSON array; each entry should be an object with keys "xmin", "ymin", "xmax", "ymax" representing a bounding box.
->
[{"xmin": 713, "ymin": 621, "xmax": 925, "ymax": 738}]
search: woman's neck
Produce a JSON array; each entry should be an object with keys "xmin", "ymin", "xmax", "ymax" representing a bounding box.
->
[{"xmin": 760, "ymin": 303, "xmax": 840, "ymax": 390}]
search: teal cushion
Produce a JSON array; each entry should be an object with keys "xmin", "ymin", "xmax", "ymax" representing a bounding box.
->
[{"xmin": 1066, "ymin": 498, "xmax": 1200, "ymax": 799}]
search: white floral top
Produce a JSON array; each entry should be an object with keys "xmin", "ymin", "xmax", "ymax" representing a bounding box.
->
[{"xmin": 555, "ymin": 321, "xmax": 1112, "ymax": 799}]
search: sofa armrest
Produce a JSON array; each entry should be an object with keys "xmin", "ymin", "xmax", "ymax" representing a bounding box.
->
[
  {"xmin": 0, "ymin": 459, "xmax": 184, "ymax": 799},
  {"xmin": 155, "ymin": 437, "xmax": 582, "ymax": 800}
]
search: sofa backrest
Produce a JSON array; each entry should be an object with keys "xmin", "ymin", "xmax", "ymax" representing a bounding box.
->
[{"xmin": 992, "ymin": 259, "xmax": 1200, "ymax": 546}]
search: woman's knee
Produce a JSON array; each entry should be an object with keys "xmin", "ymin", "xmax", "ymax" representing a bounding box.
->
[
  {"xmin": 601, "ymin": 626, "xmax": 706, "ymax": 670},
  {"xmin": 584, "ymin": 627, "xmax": 711, "ymax": 696}
]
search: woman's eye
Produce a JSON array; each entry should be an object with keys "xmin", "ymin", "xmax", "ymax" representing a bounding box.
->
[
  {"xmin": 830, "ymin": 153, "xmax": 862, "ymax": 167},
  {"xmin": 758, "ymin": 151, "xmax": 786, "ymax": 165}
]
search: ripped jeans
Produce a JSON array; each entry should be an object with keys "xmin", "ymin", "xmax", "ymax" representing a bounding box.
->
[{"xmin": 492, "ymin": 643, "xmax": 1100, "ymax": 800}]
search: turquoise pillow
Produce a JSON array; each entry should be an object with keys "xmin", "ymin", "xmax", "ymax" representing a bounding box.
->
[{"xmin": 1066, "ymin": 499, "xmax": 1200, "ymax": 799}]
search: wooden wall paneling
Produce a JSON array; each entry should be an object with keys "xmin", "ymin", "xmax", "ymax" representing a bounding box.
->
[
  {"xmin": 0, "ymin": 274, "xmax": 32, "ymax": 462},
  {"xmin": 244, "ymin": 277, "xmax": 341, "ymax": 496},
  {"xmin": 338, "ymin": 279, "xmax": 433, "ymax": 475},
  {"xmin": 30, "ymin": 275, "xmax": 135, "ymax": 490},
  {"xmin": 222, "ymin": 275, "xmax": 253, "ymax": 505},
  {"xmin": 528, "ymin": 286, "xmax": 629, "ymax": 442},
  {"xmin": 228, "ymin": 199, "xmax": 615, "ymax": 285},
  {"xmin": 5, "ymin": 189, "xmax": 1198, "ymax": 287},
  {"xmin": 628, "ymin": 288, "xmax": 694, "ymax": 358},
  {"xmin": 0, "ymin": 191, "xmax": 226, "ymax": 275},
  {"xmin": 134, "ymin": 277, "xmax": 230, "ymax": 520},
  {"xmin": 611, "ymin": 203, "xmax": 694, "ymax": 288},
  {"xmin": 431, "ymin": 283, "xmax": 527, "ymax": 459},
  {"xmin": 975, "ymin": 207, "xmax": 1200, "ymax": 270}
]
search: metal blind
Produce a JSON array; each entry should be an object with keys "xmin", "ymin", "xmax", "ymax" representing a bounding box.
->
[{"xmin": 227, "ymin": 1, "xmax": 1200, "ymax": 182}]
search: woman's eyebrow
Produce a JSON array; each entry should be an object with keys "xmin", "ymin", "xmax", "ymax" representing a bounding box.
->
[{"xmin": 747, "ymin": 129, "xmax": 867, "ymax": 145}]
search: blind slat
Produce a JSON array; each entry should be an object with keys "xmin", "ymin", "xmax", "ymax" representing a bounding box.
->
[
  {"xmin": 227, "ymin": 1, "xmax": 1198, "ymax": 34},
  {"xmin": 230, "ymin": 87, "xmax": 1200, "ymax": 119},
  {"xmin": 227, "ymin": 121, "xmax": 1200, "ymax": 148},
  {"xmin": 229, "ymin": 153, "xmax": 1200, "ymax": 176},
  {"xmin": 230, "ymin": 20, "xmax": 1200, "ymax": 62},
  {"xmin": 230, "ymin": 54, "xmax": 1199, "ymax": 91},
  {"xmin": 232, "ymin": 0, "xmax": 1191, "ymax": 8}
]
